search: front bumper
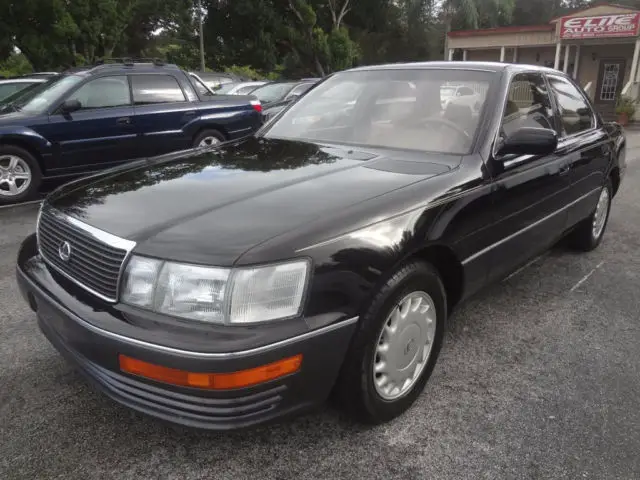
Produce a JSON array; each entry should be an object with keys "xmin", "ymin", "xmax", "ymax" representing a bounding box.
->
[{"xmin": 16, "ymin": 234, "xmax": 357, "ymax": 430}]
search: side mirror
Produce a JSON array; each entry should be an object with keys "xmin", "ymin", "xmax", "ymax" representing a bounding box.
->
[
  {"xmin": 60, "ymin": 99, "xmax": 81, "ymax": 114},
  {"xmin": 497, "ymin": 127, "xmax": 557, "ymax": 157}
]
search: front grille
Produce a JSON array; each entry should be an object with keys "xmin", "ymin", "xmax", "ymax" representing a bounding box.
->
[{"xmin": 37, "ymin": 208, "xmax": 133, "ymax": 301}]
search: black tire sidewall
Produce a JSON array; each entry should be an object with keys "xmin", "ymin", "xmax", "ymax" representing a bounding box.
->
[
  {"xmin": 0, "ymin": 145, "xmax": 41, "ymax": 204},
  {"xmin": 193, "ymin": 129, "xmax": 225, "ymax": 148},
  {"xmin": 354, "ymin": 262, "xmax": 446, "ymax": 422}
]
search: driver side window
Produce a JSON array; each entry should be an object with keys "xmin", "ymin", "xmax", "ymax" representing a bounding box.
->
[
  {"xmin": 502, "ymin": 73, "xmax": 555, "ymax": 137},
  {"xmin": 67, "ymin": 76, "xmax": 131, "ymax": 110}
]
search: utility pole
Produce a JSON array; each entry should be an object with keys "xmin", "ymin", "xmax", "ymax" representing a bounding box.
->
[{"xmin": 197, "ymin": 0, "xmax": 205, "ymax": 71}]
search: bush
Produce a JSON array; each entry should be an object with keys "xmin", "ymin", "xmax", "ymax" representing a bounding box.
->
[
  {"xmin": 615, "ymin": 95, "xmax": 636, "ymax": 117},
  {"xmin": 0, "ymin": 53, "xmax": 33, "ymax": 78}
]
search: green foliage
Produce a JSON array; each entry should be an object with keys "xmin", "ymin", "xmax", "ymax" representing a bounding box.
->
[
  {"xmin": 0, "ymin": 0, "xmax": 606, "ymax": 79},
  {"xmin": 615, "ymin": 95, "xmax": 636, "ymax": 117},
  {"xmin": 0, "ymin": 54, "xmax": 33, "ymax": 77}
]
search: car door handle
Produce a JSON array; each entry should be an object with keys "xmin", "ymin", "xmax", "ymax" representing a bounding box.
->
[
  {"xmin": 116, "ymin": 117, "xmax": 131, "ymax": 125},
  {"xmin": 559, "ymin": 164, "xmax": 570, "ymax": 176},
  {"xmin": 184, "ymin": 111, "xmax": 197, "ymax": 117}
]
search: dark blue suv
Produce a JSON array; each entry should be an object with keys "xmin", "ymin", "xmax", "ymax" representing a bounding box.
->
[{"xmin": 0, "ymin": 61, "xmax": 263, "ymax": 203}]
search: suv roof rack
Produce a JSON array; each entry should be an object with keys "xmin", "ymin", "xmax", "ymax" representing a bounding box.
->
[{"xmin": 93, "ymin": 57, "xmax": 170, "ymax": 67}]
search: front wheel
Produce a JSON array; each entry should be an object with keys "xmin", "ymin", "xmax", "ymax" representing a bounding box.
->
[
  {"xmin": 334, "ymin": 261, "xmax": 446, "ymax": 424},
  {"xmin": 0, "ymin": 146, "xmax": 42, "ymax": 204},
  {"xmin": 568, "ymin": 180, "xmax": 612, "ymax": 251}
]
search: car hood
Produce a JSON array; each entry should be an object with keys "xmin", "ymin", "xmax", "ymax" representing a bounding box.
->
[
  {"xmin": 0, "ymin": 109, "xmax": 38, "ymax": 125},
  {"xmin": 48, "ymin": 137, "xmax": 452, "ymax": 265}
]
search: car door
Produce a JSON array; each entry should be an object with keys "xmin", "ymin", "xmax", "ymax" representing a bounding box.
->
[
  {"xmin": 485, "ymin": 72, "xmax": 573, "ymax": 283},
  {"xmin": 545, "ymin": 73, "xmax": 611, "ymax": 228},
  {"xmin": 45, "ymin": 75, "xmax": 137, "ymax": 171},
  {"xmin": 130, "ymin": 73, "xmax": 196, "ymax": 157}
]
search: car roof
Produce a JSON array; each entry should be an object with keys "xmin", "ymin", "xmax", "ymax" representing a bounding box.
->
[{"xmin": 347, "ymin": 61, "xmax": 562, "ymax": 75}]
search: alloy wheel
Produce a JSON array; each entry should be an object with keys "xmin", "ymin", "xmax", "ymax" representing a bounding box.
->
[
  {"xmin": 592, "ymin": 186, "xmax": 610, "ymax": 240},
  {"xmin": 0, "ymin": 155, "xmax": 31, "ymax": 198}
]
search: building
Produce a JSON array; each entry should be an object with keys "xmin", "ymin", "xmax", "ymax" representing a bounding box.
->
[{"xmin": 446, "ymin": 3, "xmax": 640, "ymax": 119}]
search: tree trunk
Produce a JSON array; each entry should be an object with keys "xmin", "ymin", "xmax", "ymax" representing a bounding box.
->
[
  {"xmin": 443, "ymin": 15, "xmax": 451, "ymax": 60},
  {"xmin": 314, "ymin": 55, "xmax": 325, "ymax": 77}
]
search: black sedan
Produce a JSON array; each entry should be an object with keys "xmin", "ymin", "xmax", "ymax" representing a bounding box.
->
[{"xmin": 16, "ymin": 62, "xmax": 625, "ymax": 430}]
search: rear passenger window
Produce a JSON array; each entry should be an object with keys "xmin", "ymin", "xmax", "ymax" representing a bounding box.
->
[
  {"xmin": 131, "ymin": 75, "xmax": 186, "ymax": 105},
  {"xmin": 502, "ymin": 73, "xmax": 555, "ymax": 137},
  {"xmin": 547, "ymin": 75, "xmax": 594, "ymax": 135}
]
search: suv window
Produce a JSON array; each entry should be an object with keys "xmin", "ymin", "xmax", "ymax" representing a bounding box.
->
[
  {"xmin": 547, "ymin": 75, "xmax": 594, "ymax": 135},
  {"xmin": 67, "ymin": 76, "xmax": 131, "ymax": 109},
  {"xmin": 457, "ymin": 86, "xmax": 475, "ymax": 96},
  {"xmin": 131, "ymin": 75, "xmax": 186, "ymax": 105},
  {"xmin": 502, "ymin": 73, "xmax": 555, "ymax": 137}
]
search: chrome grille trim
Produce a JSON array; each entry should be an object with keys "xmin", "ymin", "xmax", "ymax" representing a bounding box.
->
[{"xmin": 37, "ymin": 206, "xmax": 136, "ymax": 302}]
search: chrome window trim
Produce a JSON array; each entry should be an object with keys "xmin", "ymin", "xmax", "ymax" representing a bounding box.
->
[{"xmin": 37, "ymin": 206, "xmax": 136, "ymax": 303}]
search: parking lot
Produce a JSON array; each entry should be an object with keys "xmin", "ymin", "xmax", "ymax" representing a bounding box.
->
[{"xmin": 1, "ymin": 137, "xmax": 640, "ymax": 480}]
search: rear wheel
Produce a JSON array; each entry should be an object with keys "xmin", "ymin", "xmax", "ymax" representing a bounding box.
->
[
  {"xmin": 193, "ymin": 129, "xmax": 225, "ymax": 148},
  {"xmin": 334, "ymin": 261, "xmax": 446, "ymax": 424},
  {"xmin": 0, "ymin": 146, "xmax": 41, "ymax": 204},
  {"xmin": 568, "ymin": 180, "xmax": 612, "ymax": 252}
]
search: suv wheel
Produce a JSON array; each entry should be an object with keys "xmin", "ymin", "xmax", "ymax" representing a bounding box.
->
[
  {"xmin": 334, "ymin": 260, "xmax": 446, "ymax": 424},
  {"xmin": 0, "ymin": 146, "xmax": 41, "ymax": 204}
]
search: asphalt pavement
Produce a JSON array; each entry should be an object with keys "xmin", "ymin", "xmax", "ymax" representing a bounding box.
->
[{"xmin": 2, "ymin": 138, "xmax": 640, "ymax": 479}]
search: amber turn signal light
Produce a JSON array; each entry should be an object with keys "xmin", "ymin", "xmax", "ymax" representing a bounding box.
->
[{"xmin": 118, "ymin": 354, "xmax": 302, "ymax": 390}]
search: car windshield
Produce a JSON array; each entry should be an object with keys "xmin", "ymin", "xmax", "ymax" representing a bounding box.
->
[
  {"xmin": 0, "ymin": 82, "xmax": 38, "ymax": 101},
  {"xmin": 263, "ymin": 69, "xmax": 494, "ymax": 155},
  {"xmin": 252, "ymin": 82, "xmax": 297, "ymax": 104},
  {"xmin": 10, "ymin": 74, "xmax": 85, "ymax": 114}
]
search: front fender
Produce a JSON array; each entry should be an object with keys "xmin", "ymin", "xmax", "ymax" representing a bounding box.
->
[{"xmin": 0, "ymin": 126, "xmax": 51, "ymax": 155}]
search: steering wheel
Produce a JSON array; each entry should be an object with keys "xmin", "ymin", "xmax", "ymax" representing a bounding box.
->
[{"xmin": 420, "ymin": 117, "xmax": 471, "ymax": 141}]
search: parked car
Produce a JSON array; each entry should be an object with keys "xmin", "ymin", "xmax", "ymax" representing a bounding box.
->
[
  {"xmin": 17, "ymin": 62, "xmax": 624, "ymax": 430},
  {"xmin": 191, "ymin": 71, "xmax": 247, "ymax": 91},
  {"xmin": 0, "ymin": 61, "xmax": 262, "ymax": 203},
  {"xmin": 216, "ymin": 81, "xmax": 269, "ymax": 95},
  {"xmin": 0, "ymin": 78, "xmax": 48, "ymax": 102},
  {"xmin": 256, "ymin": 80, "xmax": 318, "ymax": 121},
  {"xmin": 440, "ymin": 84, "xmax": 483, "ymax": 113}
]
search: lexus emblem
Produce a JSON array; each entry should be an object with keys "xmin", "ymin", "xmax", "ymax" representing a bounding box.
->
[{"xmin": 58, "ymin": 241, "xmax": 71, "ymax": 262}]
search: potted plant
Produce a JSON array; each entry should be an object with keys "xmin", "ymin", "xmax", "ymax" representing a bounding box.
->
[{"xmin": 615, "ymin": 95, "xmax": 636, "ymax": 126}]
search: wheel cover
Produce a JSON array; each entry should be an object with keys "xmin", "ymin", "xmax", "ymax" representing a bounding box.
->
[
  {"xmin": 373, "ymin": 291, "xmax": 437, "ymax": 401},
  {"xmin": 198, "ymin": 136, "xmax": 220, "ymax": 147},
  {"xmin": 0, "ymin": 155, "xmax": 31, "ymax": 198},
  {"xmin": 592, "ymin": 186, "xmax": 610, "ymax": 240}
]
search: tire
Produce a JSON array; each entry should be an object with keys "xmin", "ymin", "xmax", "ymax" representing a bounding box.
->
[
  {"xmin": 568, "ymin": 179, "xmax": 612, "ymax": 252},
  {"xmin": 193, "ymin": 129, "xmax": 225, "ymax": 148},
  {"xmin": 334, "ymin": 260, "xmax": 446, "ymax": 424},
  {"xmin": 0, "ymin": 145, "xmax": 42, "ymax": 204}
]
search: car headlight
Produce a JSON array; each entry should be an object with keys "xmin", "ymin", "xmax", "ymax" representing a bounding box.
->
[{"xmin": 121, "ymin": 256, "xmax": 310, "ymax": 324}]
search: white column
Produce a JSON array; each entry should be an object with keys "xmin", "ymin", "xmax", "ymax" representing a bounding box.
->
[
  {"xmin": 463, "ymin": 49, "xmax": 468, "ymax": 61},
  {"xmin": 554, "ymin": 42, "xmax": 562, "ymax": 70},
  {"xmin": 500, "ymin": 46, "xmax": 505, "ymax": 62},
  {"xmin": 573, "ymin": 45, "xmax": 581, "ymax": 79},
  {"xmin": 512, "ymin": 47, "xmax": 518, "ymax": 63},
  {"xmin": 631, "ymin": 38, "xmax": 640, "ymax": 82},
  {"xmin": 448, "ymin": 48, "xmax": 454, "ymax": 61},
  {"xmin": 563, "ymin": 44, "xmax": 571, "ymax": 73}
]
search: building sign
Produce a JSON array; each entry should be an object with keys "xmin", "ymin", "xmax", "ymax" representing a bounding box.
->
[{"xmin": 560, "ymin": 13, "xmax": 640, "ymax": 39}]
